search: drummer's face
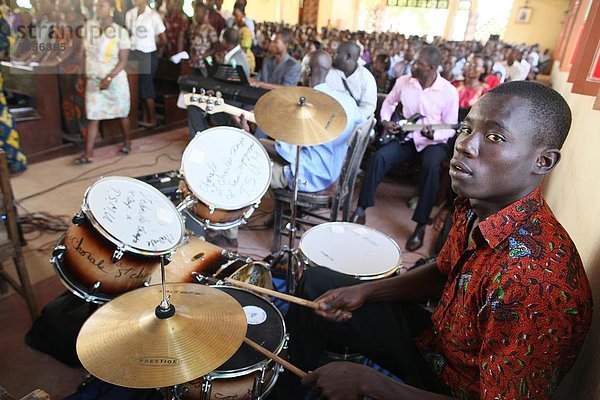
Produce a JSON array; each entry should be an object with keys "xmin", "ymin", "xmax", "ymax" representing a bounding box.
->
[{"xmin": 450, "ymin": 94, "xmax": 549, "ymax": 206}]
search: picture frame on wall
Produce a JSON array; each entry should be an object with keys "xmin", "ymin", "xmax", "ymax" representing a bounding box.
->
[{"xmin": 516, "ymin": 7, "xmax": 532, "ymax": 24}]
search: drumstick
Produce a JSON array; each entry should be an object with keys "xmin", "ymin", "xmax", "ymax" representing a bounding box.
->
[
  {"xmin": 243, "ymin": 337, "xmax": 307, "ymax": 379},
  {"xmin": 224, "ymin": 277, "xmax": 320, "ymax": 310}
]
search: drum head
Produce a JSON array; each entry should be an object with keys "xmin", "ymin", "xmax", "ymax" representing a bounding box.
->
[
  {"xmin": 300, "ymin": 222, "xmax": 402, "ymax": 278},
  {"xmin": 181, "ymin": 127, "xmax": 272, "ymax": 211},
  {"xmin": 84, "ymin": 177, "xmax": 184, "ymax": 255},
  {"xmin": 213, "ymin": 286, "xmax": 285, "ymax": 374}
]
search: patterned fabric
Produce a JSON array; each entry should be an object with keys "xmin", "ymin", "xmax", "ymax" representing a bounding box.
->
[
  {"xmin": 0, "ymin": 15, "xmax": 26, "ymax": 171},
  {"xmin": 207, "ymin": 9, "xmax": 225, "ymax": 36},
  {"xmin": 187, "ymin": 22, "xmax": 217, "ymax": 69},
  {"xmin": 454, "ymin": 82, "xmax": 490, "ymax": 109},
  {"xmin": 163, "ymin": 11, "xmax": 189, "ymax": 58},
  {"xmin": 84, "ymin": 21, "xmax": 131, "ymax": 120},
  {"xmin": 415, "ymin": 187, "xmax": 593, "ymax": 399}
]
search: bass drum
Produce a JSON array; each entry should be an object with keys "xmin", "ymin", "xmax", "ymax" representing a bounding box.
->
[
  {"xmin": 181, "ymin": 286, "xmax": 286, "ymax": 400},
  {"xmin": 51, "ymin": 176, "xmax": 184, "ymax": 303}
]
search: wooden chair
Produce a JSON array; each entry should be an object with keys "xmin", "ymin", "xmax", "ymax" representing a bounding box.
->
[
  {"xmin": 0, "ymin": 150, "xmax": 38, "ymax": 320},
  {"xmin": 271, "ymin": 117, "xmax": 376, "ymax": 253},
  {"xmin": 0, "ymin": 387, "xmax": 50, "ymax": 400}
]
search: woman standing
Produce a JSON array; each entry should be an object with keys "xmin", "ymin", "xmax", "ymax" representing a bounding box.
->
[
  {"xmin": 76, "ymin": 0, "xmax": 131, "ymax": 164},
  {"xmin": 454, "ymin": 55, "xmax": 489, "ymax": 121},
  {"xmin": 232, "ymin": 2, "xmax": 254, "ymax": 73},
  {"xmin": 126, "ymin": 0, "xmax": 165, "ymax": 128}
]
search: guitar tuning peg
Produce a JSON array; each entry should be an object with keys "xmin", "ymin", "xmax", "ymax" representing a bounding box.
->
[
  {"xmin": 206, "ymin": 90, "xmax": 215, "ymax": 97},
  {"xmin": 215, "ymin": 91, "xmax": 222, "ymax": 98},
  {"xmin": 192, "ymin": 87, "xmax": 196, "ymax": 94},
  {"xmin": 199, "ymin": 88, "xmax": 206, "ymax": 95}
]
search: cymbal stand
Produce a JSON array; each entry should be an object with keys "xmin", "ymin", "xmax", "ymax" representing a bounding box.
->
[
  {"xmin": 155, "ymin": 255, "xmax": 175, "ymax": 319},
  {"xmin": 269, "ymin": 143, "xmax": 304, "ymax": 294}
]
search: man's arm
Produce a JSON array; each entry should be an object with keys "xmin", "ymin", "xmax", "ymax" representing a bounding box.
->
[
  {"xmin": 251, "ymin": 60, "xmax": 301, "ymax": 90},
  {"xmin": 358, "ymin": 69, "xmax": 377, "ymax": 118},
  {"xmin": 314, "ymin": 261, "xmax": 447, "ymax": 321},
  {"xmin": 303, "ymin": 362, "xmax": 455, "ymax": 400},
  {"xmin": 432, "ymin": 86, "xmax": 459, "ymax": 142}
]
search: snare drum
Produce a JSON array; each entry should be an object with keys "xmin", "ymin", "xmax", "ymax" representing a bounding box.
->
[
  {"xmin": 51, "ymin": 177, "xmax": 184, "ymax": 303},
  {"xmin": 300, "ymin": 222, "xmax": 402, "ymax": 280},
  {"xmin": 179, "ymin": 127, "xmax": 272, "ymax": 230},
  {"xmin": 182, "ymin": 286, "xmax": 287, "ymax": 400}
]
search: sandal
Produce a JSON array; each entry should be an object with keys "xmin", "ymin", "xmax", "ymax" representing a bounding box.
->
[
  {"xmin": 74, "ymin": 155, "xmax": 93, "ymax": 165},
  {"xmin": 119, "ymin": 145, "xmax": 131, "ymax": 154}
]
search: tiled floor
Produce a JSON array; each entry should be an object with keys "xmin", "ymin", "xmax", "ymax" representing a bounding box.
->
[{"xmin": 0, "ymin": 127, "xmax": 442, "ymax": 398}]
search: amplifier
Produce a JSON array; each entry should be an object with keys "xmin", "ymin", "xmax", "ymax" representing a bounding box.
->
[{"xmin": 134, "ymin": 170, "xmax": 180, "ymax": 205}]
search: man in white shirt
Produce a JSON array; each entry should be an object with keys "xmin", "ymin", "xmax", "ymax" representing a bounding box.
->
[
  {"xmin": 126, "ymin": 0, "xmax": 166, "ymax": 127},
  {"xmin": 503, "ymin": 49, "xmax": 525, "ymax": 82},
  {"xmin": 326, "ymin": 41, "xmax": 377, "ymax": 119}
]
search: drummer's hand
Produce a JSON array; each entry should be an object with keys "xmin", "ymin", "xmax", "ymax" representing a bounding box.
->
[
  {"xmin": 302, "ymin": 362, "xmax": 373, "ymax": 400},
  {"xmin": 314, "ymin": 285, "xmax": 367, "ymax": 322}
]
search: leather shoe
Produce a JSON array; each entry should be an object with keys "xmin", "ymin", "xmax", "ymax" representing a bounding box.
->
[
  {"xmin": 406, "ymin": 225, "xmax": 426, "ymax": 252},
  {"xmin": 351, "ymin": 211, "xmax": 366, "ymax": 225}
]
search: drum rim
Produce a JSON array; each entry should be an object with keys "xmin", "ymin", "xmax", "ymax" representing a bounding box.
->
[
  {"xmin": 180, "ymin": 127, "xmax": 273, "ymax": 211},
  {"xmin": 208, "ymin": 285, "xmax": 287, "ymax": 378},
  {"xmin": 50, "ymin": 236, "xmax": 113, "ymax": 304},
  {"xmin": 82, "ymin": 176, "xmax": 185, "ymax": 257},
  {"xmin": 299, "ymin": 222, "xmax": 403, "ymax": 278}
]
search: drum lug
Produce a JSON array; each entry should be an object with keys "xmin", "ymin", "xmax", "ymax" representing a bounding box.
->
[
  {"xmin": 72, "ymin": 212, "xmax": 86, "ymax": 226},
  {"xmin": 200, "ymin": 376, "xmax": 213, "ymax": 400},
  {"xmin": 51, "ymin": 245, "xmax": 66, "ymax": 262},
  {"xmin": 208, "ymin": 205, "xmax": 215, "ymax": 215},
  {"xmin": 176, "ymin": 195, "xmax": 197, "ymax": 213},
  {"xmin": 112, "ymin": 246, "xmax": 126, "ymax": 263},
  {"xmin": 252, "ymin": 364, "xmax": 268, "ymax": 399},
  {"xmin": 84, "ymin": 281, "xmax": 101, "ymax": 302}
]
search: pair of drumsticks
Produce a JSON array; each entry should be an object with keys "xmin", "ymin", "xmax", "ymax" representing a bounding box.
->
[{"xmin": 224, "ymin": 277, "xmax": 320, "ymax": 379}]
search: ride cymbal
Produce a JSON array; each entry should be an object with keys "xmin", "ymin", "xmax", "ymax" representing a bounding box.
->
[
  {"xmin": 254, "ymin": 86, "xmax": 347, "ymax": 146},
  {"xmin": 76, "ymin": 283, "xmax": 247, "ymax": 389}
]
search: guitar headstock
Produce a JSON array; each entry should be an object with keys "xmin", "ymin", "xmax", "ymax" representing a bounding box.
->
[{"xmin": 183, "ymin": 89, "xmax": 228, "ymax": 114}]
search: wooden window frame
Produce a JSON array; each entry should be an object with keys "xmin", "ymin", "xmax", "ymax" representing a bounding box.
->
[
  {"xmin": 569, "ymin": 0, "xmax": 600, "ymax": 95},
  {"xmin": 557, "ymin": 0, "xmax": 591, "ymax": 73}
]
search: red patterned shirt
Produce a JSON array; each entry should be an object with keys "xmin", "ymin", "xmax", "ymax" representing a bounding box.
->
[
  {"xmin": 416, "ymin": 187, "xmax": 592, "ymax": 399},
  {"xmin": 163, "ymin": 11, "xmax": 189, "ymax": 58}
]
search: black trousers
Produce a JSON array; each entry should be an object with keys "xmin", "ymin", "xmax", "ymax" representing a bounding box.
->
[
  {"xmin": 131, "ymin": 50, "xmax": 158, "ymax": 99},
  {"xmin": 276, "ymin": 267, "xmax": 450, "ymax": 399},
  {"xmin": 357, "ymin": 140, "xmax": 448, "ymax": 225}
]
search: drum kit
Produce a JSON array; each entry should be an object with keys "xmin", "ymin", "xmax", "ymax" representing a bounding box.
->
[{"xmin": 48, "ymin": 87, "xmax": 403, "ymax": 398}]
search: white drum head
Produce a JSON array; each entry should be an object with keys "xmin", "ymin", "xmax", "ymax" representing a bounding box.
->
[
  {"xmin": 84, "ymin": 177, "xmax": 184, "ymax": 255},
  {"xmin": 300, "ymin": 222, "xmax": 402, "ymax": 277},
  {"xmin": 181, "ymin": 127, "xmax": 272, "ymax": 210}
]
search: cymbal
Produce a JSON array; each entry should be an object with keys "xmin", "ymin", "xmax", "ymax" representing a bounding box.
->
[
  {"xmin": 76, "ymin": 283, "xmax": 247, "ymax": 389},
  {"xmin": 254, "ymin": 86, "xmax": 348, "ymax": 146}
]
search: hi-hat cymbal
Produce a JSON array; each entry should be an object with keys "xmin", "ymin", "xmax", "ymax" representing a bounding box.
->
[
  {"xmin": 254, "ymin": 86, "xmax": 348, "ymax": 146},
  {"xmin": 76, "ymin": 283, "xmax": 247, "ymax": 389}
]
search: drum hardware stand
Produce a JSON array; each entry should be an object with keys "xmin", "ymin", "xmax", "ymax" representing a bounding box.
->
[
  {"xmin": 155, "ymin": 254, "xmax": 176, "ymax": 319},
  {"xmin": 159, "ymin": 385, "xmax": 188, "ymax": 400}
]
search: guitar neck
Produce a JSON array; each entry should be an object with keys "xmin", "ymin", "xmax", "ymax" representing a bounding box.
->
[
  {"xmin": 401, "ymin": 123, "xmax": 459, "ymax": 132},
  {"xmin": 219, "ymin": 104, "xmax": 256, "ymax": 124}
]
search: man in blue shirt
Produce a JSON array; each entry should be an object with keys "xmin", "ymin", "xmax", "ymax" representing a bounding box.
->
[
  {"xmin": 249, "ymin": 29, "xmax": 302, "ymax": 90},
  {"xmin": 211, "ymin": 50, "xmax": 364, "ymax": 249}
]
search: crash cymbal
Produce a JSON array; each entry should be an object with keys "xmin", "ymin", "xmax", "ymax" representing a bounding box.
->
[
  {"xmin": 76, "ymin": 283, "xmax": 247, "ymax": 389},
  {"xmin": 254, "ymin": 86, "xmax": 347, "ymax": 146}
]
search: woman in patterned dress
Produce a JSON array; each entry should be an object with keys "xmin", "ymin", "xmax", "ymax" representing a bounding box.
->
[
  {"xmin": 76, "ymin": 0, "xmax": 131, "ymax": 164},
  {"xmin": 0, "ymin": 12, "xmax": 26, "ymax": 172}
]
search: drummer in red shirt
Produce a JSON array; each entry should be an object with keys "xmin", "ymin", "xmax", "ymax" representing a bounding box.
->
[{"xmin": 275, "ymin": 81, "xmax": 593, "ymax": 400}]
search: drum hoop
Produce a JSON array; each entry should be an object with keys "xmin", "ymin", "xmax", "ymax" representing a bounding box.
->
[
  {"xmin": 180, "ymin": 128, "xmax": 273, "ymax": 211},
  {"xmin": 50, "ymin": 237, "xmax": 112, "ymax": 304},
  {"xmin": 299, "ymin": 222, "xmax": 403, "ymax": 277},
  {"xmin": 82, "ymin": 176, "xmax": 184, "ymax": 257},
  {"xmin": 209, "ymin": 285, "xmax": 287, "ymax": 378}
]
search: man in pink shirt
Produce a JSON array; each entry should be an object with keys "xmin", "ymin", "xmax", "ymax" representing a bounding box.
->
[{"xmin": 352, "ymin": 45, "xmax": 459, "ymax": 251}]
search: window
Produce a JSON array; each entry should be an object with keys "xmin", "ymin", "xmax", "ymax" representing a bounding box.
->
[
  {"xmin": 569, "ymin": 0, "xmax": 600, "ymax": 95},
  {"xmin": 473, "ymin": 0, "xmax": 514, "ymax": 41},
  {"xmin": 387, "ymin": 0, "xmax": 449, "ymax": 8}
]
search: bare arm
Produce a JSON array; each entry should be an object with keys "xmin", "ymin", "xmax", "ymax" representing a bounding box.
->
[{"xmin": 314, "ymin": 261, "xmax": 446, "ymax": 321}]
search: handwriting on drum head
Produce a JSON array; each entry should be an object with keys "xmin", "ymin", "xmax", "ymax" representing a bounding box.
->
[
  {"xmin": 199, "ymin": 137, "xmax": 263, "ymax": 201},
  {"xmin": 97, "ymin": 186, "xmax": 177, "ymax": 250}
]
